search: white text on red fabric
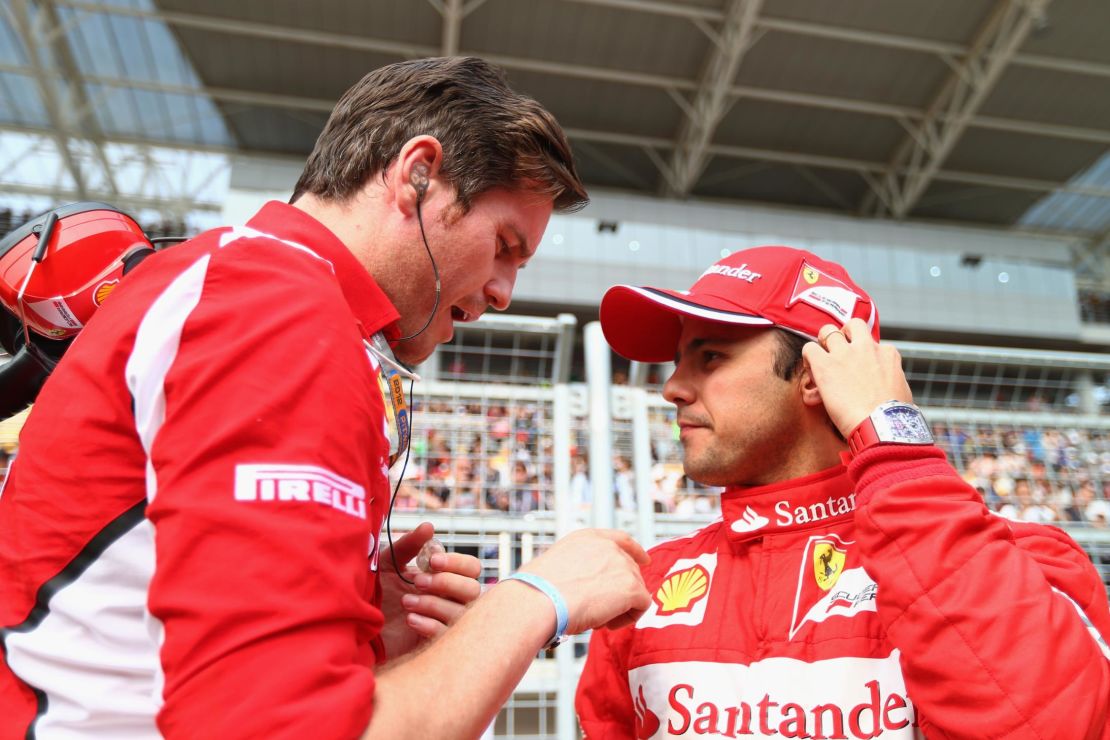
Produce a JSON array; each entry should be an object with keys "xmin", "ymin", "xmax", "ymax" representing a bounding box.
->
[
  {"xmin": 234, "ymin": 463, "xmax": 367, "ymax": 519},
  {"xmin": 628, "ymin": 654, "xmax": 915, "ymax": 739}
]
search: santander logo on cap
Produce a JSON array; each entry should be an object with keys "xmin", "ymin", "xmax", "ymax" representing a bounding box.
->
[
  {"xmin": 598, "ymin": 245, "xmax": 880, "ymax": 363},
  {"xmin": 700, "ymin": 262, "xmax": 763, "ymax": 283},
  {"xmin": 690, "ymin": 246, "xmax": 878, "ymax": 341}
]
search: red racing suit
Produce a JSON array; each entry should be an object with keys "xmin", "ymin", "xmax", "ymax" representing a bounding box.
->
[
  {"xmin": 0, "ymin": 202, "xmax": 398, "ymax": 738},
  {"xmin": 577, "ymin": 447, "xmax": 1110, "ymax": 739}
]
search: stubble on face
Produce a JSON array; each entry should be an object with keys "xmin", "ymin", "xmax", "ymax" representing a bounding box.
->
[
  {"xmin": 390, "ymin": 188, "xmax": 551, "ymax": 366},
  {"xmin": 679, "ymin": 396, "xmax": 799, "ymax": 488},
  {"xmin": 671, "ymin": 326, "xmax": 804, "ymax": 488}
]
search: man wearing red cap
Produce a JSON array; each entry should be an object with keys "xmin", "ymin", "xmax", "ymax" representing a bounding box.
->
[{"xmin": 577, "ymin": 246, "xmax": 1110, "ymax": 738}]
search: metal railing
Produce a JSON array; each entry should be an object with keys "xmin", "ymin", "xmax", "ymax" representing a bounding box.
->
[{"xmin": 5, "ymin": 314, "xmax": 1110, "ymax": 739}]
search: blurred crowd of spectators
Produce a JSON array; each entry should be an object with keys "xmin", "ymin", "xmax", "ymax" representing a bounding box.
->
[
  {"xmin": 381, "ymin": 401, "xmax": 1110, "ymax": 529},
  {"xmin": 1, "ymin": 403, "xmax": 1107, "ymax": 529},
  {"xmin": 936, "ymin": 423, "xmax": 1110, "ymax": 527},
  {"xmin": 394, "ymin": 399, "xmax": 557, "ymax": 513},
  {"xmin": 1079, "ymin": 289, "xmax": 1110, "ymax": 325}
]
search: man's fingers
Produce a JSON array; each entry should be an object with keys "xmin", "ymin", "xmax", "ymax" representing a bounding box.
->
[
  {"xmin": 415, "ymin": 571, "xmax": 482, "ymax": 604},
  {"xmin": 817, "ymin": 324, "xmax": 848, "ymax": 350},
  {"xmin": 381, "ymin": 522, "xmax": 435, "ymax": 567},
  {"xmin": 844, "ymin": 317, "xmax": 871, "ymax": 341},
  {"xmin": 402, "ymin": 593, "xmax": 468, "ymax": 626},
  {"xmin": 592, "ymin": 529, "xmax": 650, "ymax": 565},
  {"xmin": 405, "ymin": 611, "xmax": 447, "ymax": 639},
  {"xmin": 802, "ymin": 341, "xmax": 825, "ymax": 365},
  {"xmin": 604, "ymin": 607, "xmax": 648, "ymax": 631},
  {"xmin": 429, "ymin": 551, "xmax": 482, "ymax": 579}
]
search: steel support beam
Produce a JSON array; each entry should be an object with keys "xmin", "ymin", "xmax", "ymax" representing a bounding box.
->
[
  {"xmin": 59, "ymin": 0, "xmax": 434, "ymax": 57},
  {"xmin": 0, "ymin": 120, "xmax": 285, "ymax": 159},
  {"xmin": 664, "ymin": 0, "xmax": 763, "ymax": 196},
  {"xmin": 563, "ymin": 0, "xmax": 1110, "ymax": 80},
  {"xmin": 863, "ymin": 0, "xmax": 1052, "ymax": 218},
  {"xmin": 428, "ymin": 0, "xmax": 487, "ymax": 56},
  {"xmin": 36, "ymin": 0, "xmax": 118, "ymax": 196},
  {"xmin": 51, "ymin": 0, "xmax": 1110, "ymax": 147},
  {"xmin": 440, "ymin": 0, "xmax": 463, "ymax": 56},
  {"xmin": 0, "ymin": 181, "xmax": 220, "ymax": 214},
  {"xmin": 0, "ymin": 129, "xmax": 227, "ymax": 220},
  {"xmin": 561, "ymin": 0, "xmax": 722, "ymax": 21},
  {"xmin": 6, "ymin": 0, "xmax": 89, "ymax": 198},
  {"xmin": 1074, "ymin": 231, "xmax": 1110, "ymax": 293},
  {"xmin": 5, "ymin": 56, "xmax": 1106, "ymax": 206}
]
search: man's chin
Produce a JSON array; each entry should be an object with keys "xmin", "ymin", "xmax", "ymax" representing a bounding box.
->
[
  {"xmin": 682, "ymin": 455, "xmax": 732, "ymax": 488},
  {"xmin": 391, "ymin": 340, "xmax": 433, "ymax": 367}
]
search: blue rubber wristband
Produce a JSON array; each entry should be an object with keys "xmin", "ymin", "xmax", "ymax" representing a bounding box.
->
[{"xmin": 505, "ymin": 572, "xmax": 569, "ymax": 648}]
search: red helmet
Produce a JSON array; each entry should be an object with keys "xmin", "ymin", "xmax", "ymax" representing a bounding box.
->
[{"xmin": 0, "ymin": 202, "xmax": 153, "ymax": 339}]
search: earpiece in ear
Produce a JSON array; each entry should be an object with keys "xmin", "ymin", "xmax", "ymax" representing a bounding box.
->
[{"xmin": 410, "ymin": 164, "xmax": 430, "ymax": 203}]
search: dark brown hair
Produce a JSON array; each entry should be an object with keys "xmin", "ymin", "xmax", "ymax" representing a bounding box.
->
[
  {"xmin": 772, "ymin": 328, "xmax": 808, "ymax": 380},
  {"xmin": 773, "ymin": 328, "xmax": 845, "ymax": 440},
  {"xmin": 292, "ymin": 57, "xmax": 588, "ymax": 213}
]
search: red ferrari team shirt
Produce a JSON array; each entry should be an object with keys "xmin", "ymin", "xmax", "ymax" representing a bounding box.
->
[
  {"xmin": 0, "ymin": 202, "xmax": 400, "ymax": 739},
  {"xmin": 578, "ymin": 447, "xmax": 1110, "ymax": 739}
]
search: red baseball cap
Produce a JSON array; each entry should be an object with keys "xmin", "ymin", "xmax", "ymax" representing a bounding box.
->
[{"xmin": 600, "ymin": 245, "xmax": 879, "ymax": 362}]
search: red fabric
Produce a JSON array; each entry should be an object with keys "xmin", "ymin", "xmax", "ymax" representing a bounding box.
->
[
  {"xmin": 0, "ymin": 202, "xmax": 397, "ymax": 738},
  {"xmin": 849, "ymin": 445, "xmax": 1110, "ymax": 738},
  {"xmin": 600, "ymin": 245, "xmax": 878, "ymax": 362},
  {"xmin": 578, "ymin": 448, "xmax": 1110, "ymax": 739}
]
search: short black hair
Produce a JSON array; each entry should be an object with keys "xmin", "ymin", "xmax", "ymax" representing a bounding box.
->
[
  {"xmin": 772, "ymin": 329, "xmax": 808, "ymax": 380},
  {"xmin": 772, "ymin": 328, "xmax": 845, "ymax": 441}
]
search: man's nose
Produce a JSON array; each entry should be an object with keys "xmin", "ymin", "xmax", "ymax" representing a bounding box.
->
[
  {"xmin": 662, "ymin": 366, "xmax": 692, "ymax": 406},
  {"xmin": 485, "ymin": 266, "xmax": 516, "ymax": 311}
]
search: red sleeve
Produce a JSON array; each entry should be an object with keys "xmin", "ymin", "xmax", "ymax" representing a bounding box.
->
[
  {"xmin": 849, "ymin": 445, "xmax": 1110, "ymax": 739},
  {"xmin": 576, "ymin": 627, "xmax": 637, "ymax": 740},
  {"xmin": 139, "ymin": 241, "xmax": 388, "ymax": 738}
]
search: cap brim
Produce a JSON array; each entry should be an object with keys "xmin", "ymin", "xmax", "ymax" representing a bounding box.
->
[{"xmin": 599, "ymin": 285, "xmax": 773, "ymax": 362}]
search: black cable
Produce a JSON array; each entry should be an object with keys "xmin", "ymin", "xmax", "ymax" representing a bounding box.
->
[
  {"xmin": 383, "ymin": 189, "xmax": 442, "ymax": 583},
  {"xmin": 385, "ymin": 376, "xmax": 417, "ymax": 586},
  {"xmin": 148, "ymin": 236, "xmax": 189, "ymax": 246},
  {"xmin": 397, "ymin": 198, "xmax": 441, "ymax": 342}
]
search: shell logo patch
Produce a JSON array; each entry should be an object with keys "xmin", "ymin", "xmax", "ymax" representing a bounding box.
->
[
  {"xmin": 654, "ymin": 564, "xmax": 710, "ymax": 614},
  {"xmin": 636, "ymin": 552, "xmax": 717, "ymax": 629},
  {"xmin": 813, "ymin": 542, "xmax": 846, "ymax": 591},
  {"xmin": 93, "ymin": 279, "xmax": 119, "ymax": 306}
]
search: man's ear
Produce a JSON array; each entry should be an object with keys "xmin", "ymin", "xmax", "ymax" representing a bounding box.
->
[
  {"xmin": 390, "ymin": 135, "xmax": 443, "ymax": 215},
  {"xmin": 798, "ymin": 357, "xmax": 824, "ymax": 408}
]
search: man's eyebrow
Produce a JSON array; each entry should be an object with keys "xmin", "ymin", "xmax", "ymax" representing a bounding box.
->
[
  {"xmin": 509, "ymin": 225, "xmax": 534, "ymax": 260},
  {"xmin": 674, "ymin": 337, "xmax": 709, "ymax": 364}
]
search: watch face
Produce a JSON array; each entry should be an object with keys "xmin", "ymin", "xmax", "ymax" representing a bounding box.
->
[{"xmin": 877, "ymin": 405, "xmax": 933, "ymax": 444}]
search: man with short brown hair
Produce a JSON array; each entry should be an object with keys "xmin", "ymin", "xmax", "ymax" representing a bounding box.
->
[
  {"xmin": 577, "ymin": 245, "xmax": 1110, "ymax": 738},
  {"xmin": 0, "ymin": 57, "xmax": 650, "ymax": 739}
]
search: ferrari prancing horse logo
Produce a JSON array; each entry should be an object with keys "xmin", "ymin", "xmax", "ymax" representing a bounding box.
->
[{"xmin": 813, "ymin": 542, "xmax": 846, "ymax": 591}]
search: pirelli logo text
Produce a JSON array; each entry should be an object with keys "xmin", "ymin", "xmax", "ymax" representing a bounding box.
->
[{"xmin": 234, "ymin": 464, "xmax": 368, "ymax": 520}]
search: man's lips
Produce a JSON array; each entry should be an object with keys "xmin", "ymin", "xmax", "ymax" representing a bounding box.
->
[
  {"xmin": 677, "ymin": 419, "xmax": 710, "ymax": 434},
  {"xmin": 451, "ymin": 305, "xmax": 482, "ymax": 322}
]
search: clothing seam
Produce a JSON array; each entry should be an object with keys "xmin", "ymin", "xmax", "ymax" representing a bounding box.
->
[
  {"xmin": 863, "ymin": 506, "xmax": 1044, "ymax": 737},
  {"xmin": 0, "ymin": 500, "xmax": 147, "ymax": 740}
]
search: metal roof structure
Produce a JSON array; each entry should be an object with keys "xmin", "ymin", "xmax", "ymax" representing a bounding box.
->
[{"xmin": 1, "ymin": 0, "xmax": 1109, "ymax": 283}]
